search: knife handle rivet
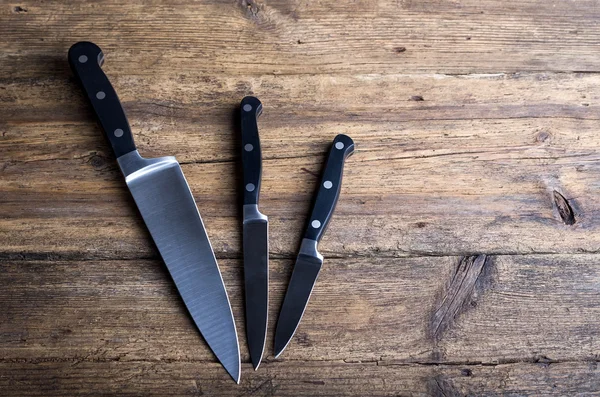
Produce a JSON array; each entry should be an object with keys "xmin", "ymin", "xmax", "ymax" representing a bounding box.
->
[
  {"xmin": 114, "ymin": 129, "xmax": 124, "ymax": 138},
  {"xmin": 246, "ymin": 183, "xmax": 255, "ymax": 192},
  {"xmin": 96, "ymin": 91, "xmax": 106, "ymax": 100},
  {"xmin": 243, "ymin": 104, "xmax": 252, "ymax": 112},
  {"xmin": 323, "ymin": 180, "xmax": 333, "ymax": 189},
  {"xmin": 78, "ymin": 55, "xmax": 88, "ymax": 63},
  {"xmin": 335, "ymin": 142, "xmax": 344, "ymax": 150},
  {"xmin": 244, "ymin": 143, "xmax": 254, "ymax": 152},
  {"xmin": 311, "ymin": 220, "xmax": 321, "ymax": 228}
]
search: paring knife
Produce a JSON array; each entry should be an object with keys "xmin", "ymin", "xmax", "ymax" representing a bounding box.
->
[
  {"xmin": 240, "ymin": 96, "xmax": 268, "ymax": 370},
  {"xmin": 273, "ymin": 134, "xmax": 355, "ymax": 358},
  {"xmin": 68, "ymin": 42, "xmax": 241, "ymax": 383}
]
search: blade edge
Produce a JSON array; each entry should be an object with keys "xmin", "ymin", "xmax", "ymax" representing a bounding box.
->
[
  {"xmin": 243, "ymin": 219, "xmax": 269, "ymax": 370},
  {"xmin": 120, "ymin": 153, "xmax": 241, "ymax": 382},
  {"xmin": 273, "ymin": 253, "xmax": 323, "ymax": 358}
]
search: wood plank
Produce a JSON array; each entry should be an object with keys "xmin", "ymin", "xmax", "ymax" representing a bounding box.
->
[
  {"xmin": 2, "ymin": 73, "xmax": 600, "ymax": 258},
  {"xmin": 1, "ymin": 0, "xmax": 600, "ymax": 76},
  {"xmin": 1, "ymin": 360, "xmax": 599, "ymax": 396},
  {"xmin": 1, "ymin": 254, "xmax": 599, "ymax": 364},
  {"xmin": 2, "ymin": 0, "xmax": 600, "ymax": 394}
]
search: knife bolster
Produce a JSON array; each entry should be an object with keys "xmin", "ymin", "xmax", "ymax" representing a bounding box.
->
[
  {"xmin": 299, "ymin": 238, "xmax": 323, "ymax": 262},
  {"xmin": 243, "ymin": 204, "xmax": 268, "ymax": 223},
  {"xmin": 117, "ymin": 150, "xmax": 178, "ymax": 180}
]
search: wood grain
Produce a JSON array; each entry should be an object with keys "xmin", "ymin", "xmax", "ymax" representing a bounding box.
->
[
  {"xmin": 2, "ymin": 0, "xmax": 600, "ymax": 394},
  {"xmin": 1, "ymin": 254, "xmax": 600, "ymax": 394},
  {"xmin": 1, "ymin": 255, "xmax": 599, "ymax": 365},
  {"xmin": 1, "ymin": 361, "xmax": 599, "ymax": 396},
  {"xmin": 2, "ymin": 0, "xmax": 600, "ymax": 76},
  {"xmin": 2, "ymin": 73, "xmax": 600, "ymax": 260}
]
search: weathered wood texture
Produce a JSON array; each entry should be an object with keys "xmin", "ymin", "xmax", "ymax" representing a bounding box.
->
[
  {"xmin": 2, "ymin": 255, "xmax": 600, "ymax": 363},
  {"xmin": 4, "ymin": 72, "xmax": 600, "ymax": 259},
  {"xmin": 2, "ymin": 0, "xmax": 600, "ymax": 395},
  {"xmin": 2, "ymin": 361, "xmax": 600, "ymax": 396}
]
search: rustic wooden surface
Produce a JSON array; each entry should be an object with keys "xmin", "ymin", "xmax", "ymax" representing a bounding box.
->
[{"xmin": 1, "ymin": 0, "xmax": 600, "ymax": 395}]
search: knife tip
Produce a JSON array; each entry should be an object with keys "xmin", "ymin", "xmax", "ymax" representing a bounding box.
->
[
  {"xmin": 251, "ymin": 353, "xmax": 263, "ymax": 371},
  {"xmin": 273, "ymin": 336, "xmax": 289, "ymax": 359},
  {"xmin": 223, "ymin": 361, "xmax": 241, "ymax": 384},
  {"xmin": 273, "ymin": 344, "xmax": 285, "ymax": 359}
]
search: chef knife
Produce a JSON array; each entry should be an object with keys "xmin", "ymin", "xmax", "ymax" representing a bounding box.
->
[
  {"xmin": 273, "ymin": 134, "xmax": 355, "ymax": 358},
  {"xmin": 240, "ymin": 96, "xmax": 268, "ymax": 370},
  {"xmin": 68, "ymin": 42, "xmax": 241, "ymax": 383}
]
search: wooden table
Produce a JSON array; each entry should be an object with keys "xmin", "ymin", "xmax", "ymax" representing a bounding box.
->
[{"xmin": 2, "ymin": 0, "xmax": 600, "ymax": 395}]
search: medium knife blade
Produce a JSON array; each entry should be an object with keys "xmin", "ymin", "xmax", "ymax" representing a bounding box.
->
[
  {"xmin": 68, "ymin": 42, "xmax": 241, "ymax": 383},
  {"xmin": 274, "ymin": 134, "xmax": 355, "ymax": 358},
  {"xmin": 240, "ymin": 96, "xmax": 269, "ymax": 370}
]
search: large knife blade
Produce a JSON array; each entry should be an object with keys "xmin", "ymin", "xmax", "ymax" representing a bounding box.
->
[
  {"xmin": 273, "ymin": 134, "xmax": 355, "ymax": 358},
  {"xmin": 240, "ymin": 96, "xmax": 269, "ymax": 370},
  {"xmin": 68, "ymin": 42, "xmax": 241, "ymax": 383}
]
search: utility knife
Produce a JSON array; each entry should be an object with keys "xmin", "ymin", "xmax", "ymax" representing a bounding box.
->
[
  {"xmin": 240, "ymin": 96, "xmax": 269, "ymax": 370},
  {"xmin": 68, "ymin": 42, "xmax": 241, "ymax": 383},
  {"xmin": 273, "ymin": 134, "xmax": 355, "ymax": 358}
]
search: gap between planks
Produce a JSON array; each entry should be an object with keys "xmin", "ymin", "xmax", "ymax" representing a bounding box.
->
[
  {"xmin": 4, "ymin": 251, "xmax": 600, "ymax": 263},
  {"xmin": 0, "ymin": 356, "xmax": 597, "ymax": 367}
]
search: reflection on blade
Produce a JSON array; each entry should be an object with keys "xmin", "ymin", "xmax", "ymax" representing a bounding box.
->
[
  {"xmin": 273, "ymin": 253, "xmax": 323, "ymax": 358},
  {"xmin": 118, "ymin": 151, "xmax": 241, "ymax": 383},
  {"xmin": 243, "ymin": 220, "xmax": 269, "ymax": 370}
]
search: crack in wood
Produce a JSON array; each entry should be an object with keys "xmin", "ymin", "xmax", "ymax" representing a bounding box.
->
[
  {"xmin": 429, "ymin": 375, "xmax": 462, "ymax": 397},
  {"xmin": 430, "ymin": 255, "xmax": 489, "ymax": 341},
  {"xmin": 553, "ymin": 190, "xmax": 576, "ymax": 225},
  {"xmin": 238, "ymin": 377, "xmax": 278, "ymax": 396},
  {"xmin": 2, "ymin": 251, "xmax": 600, "ymax": 264},
  {"xmin": 433, "ymin": 377, "xmax": 449, "ymax": 397},
  {"xmin": 378, "ymin": 355, "xmax": 600, "ymax": 367},
  {"xmin": 2, "ymin": 356, "xmax": 598, "ymax": 366},
  {"xmin": 300, "ymin": 167, "xmax": 320, "ymax": 178}
]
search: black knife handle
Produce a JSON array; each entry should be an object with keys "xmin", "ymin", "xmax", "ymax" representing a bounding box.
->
[
  {"xmin": 304, "ymin": 134, "xmax": 355, "ymax": 242},
  {"xmin": 240, "ymin": 96, "xmax": 264, "ymax": 205},
  {"xmin": 68, "ymin": 42, "xmax": 136, "ymax": 158}
]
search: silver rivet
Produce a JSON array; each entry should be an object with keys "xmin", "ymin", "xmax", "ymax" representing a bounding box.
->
[
  {"xmin": 311, "ymin": 220, "xmax": 321, "ymax": 228},
  {"xmin": 96, "ymin": 91, "xmax": 106, "ymax": 100},
  {"xmin": 244, "ymin": 143, "xmax": 254, "ymax": 152},
  {"xmin": 243, "ymin": 104, "xmax": 252, "ymax": 112},
  {"xmin": 78, "ymin": 55, "xmax": 88, "ymax": 63},
  {"xmin": 335, "ymin": 142, "xmax": 344, "ymax": 150},
  {"xmin": 114, "ymin": 129, "xmax": 124, "ymax": 138},
  {"xmin": 323, "ymin": 180, "xmax": 333, "ymax": 189},
  {"xmin": 246, "ymin": 183, "xmax": 255, "ymax": 192}
]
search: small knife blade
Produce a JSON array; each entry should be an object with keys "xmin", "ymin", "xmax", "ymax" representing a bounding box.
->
[
  {"xmin": 240, "ymin": 96, "xmax": 269, "ymax": 370},
  {"xmin": 68, "ymin": 42, "xmax": 241, "ymax": 383},
  {"xmin": 273, "ymin": 134, "xmax": 355, "ymax": 358}
]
